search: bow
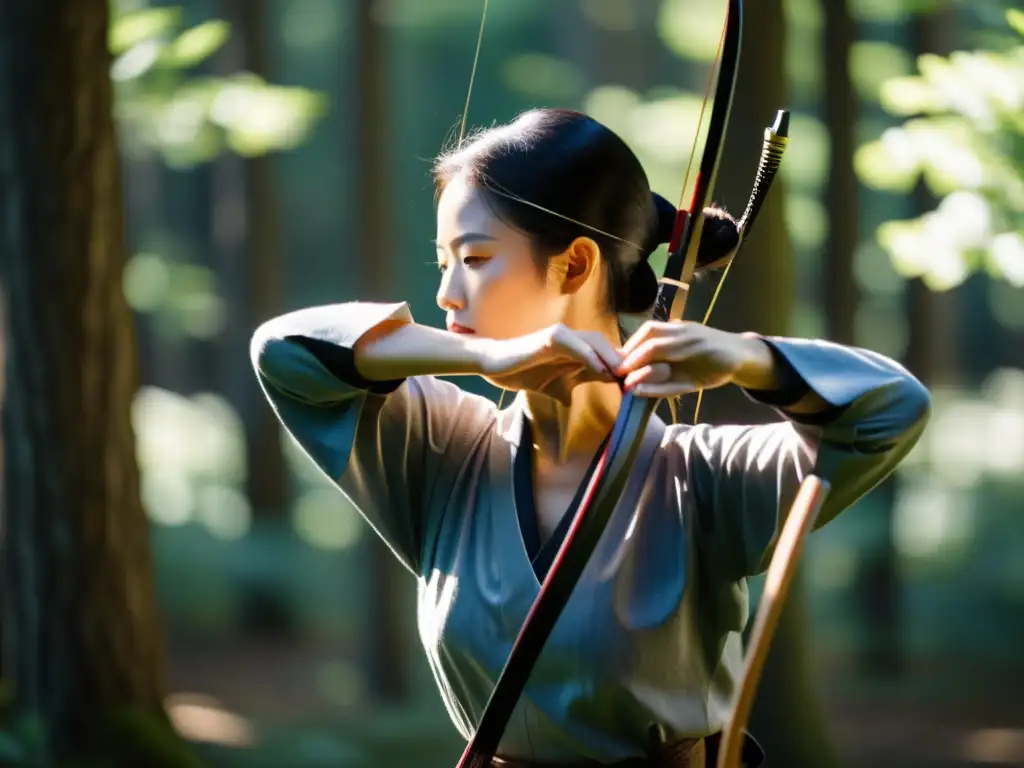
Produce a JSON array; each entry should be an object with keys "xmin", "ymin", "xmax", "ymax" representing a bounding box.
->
[{"xmin": 453, "ymin": 2, "xmax": 798, "ymax": 766}]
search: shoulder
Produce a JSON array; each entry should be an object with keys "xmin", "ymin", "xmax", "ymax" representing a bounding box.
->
[
  {"xmin": 386, "ymin": 375, "xmax": 501, "ymax": 435},
  {"xmin": 660, "ymin": 419, "xmax": 802, "ymax": 463}
]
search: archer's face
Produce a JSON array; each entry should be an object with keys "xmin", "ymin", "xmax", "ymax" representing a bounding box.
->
[{"xmin": 435, "ymin": 175, "xmax": 567, "ymax": 340}]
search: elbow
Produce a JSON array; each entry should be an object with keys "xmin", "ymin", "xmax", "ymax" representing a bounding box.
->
[
  {"xmin": 249, "ymin": 321, "xmax": 316, "ymax": 404},
  {"xmin": 870, "ymin": 374, "xmax": 930, "ymax": 458},
  {"xmin": 898, "ymin": 373, "xmax": 932, "ymax": 438},
  {"xmin": 250, "ymin": 320, "xmax": 281, "ymax": 381},
  {"xmin": 249, "ymin": 319, "xmax": 358, "ymax": 406}
]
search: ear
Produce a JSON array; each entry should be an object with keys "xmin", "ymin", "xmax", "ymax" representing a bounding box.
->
[{"xmin": 556, "ymin": 236, "xmax": 600, "ymax": 295}]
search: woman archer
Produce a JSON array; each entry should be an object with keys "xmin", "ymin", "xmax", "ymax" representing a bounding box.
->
[{"xmin": 251, "ymin": 108, "xmax": 930, "ymax": 768}]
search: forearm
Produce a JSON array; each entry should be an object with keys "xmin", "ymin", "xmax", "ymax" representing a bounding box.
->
[
  {"xmin": 731, "ymin": 334, "xmax": 830, "ymax": 415},
  {"xmin": 353, "ymin": 319, "xmax": 487, "ymax": 381}
]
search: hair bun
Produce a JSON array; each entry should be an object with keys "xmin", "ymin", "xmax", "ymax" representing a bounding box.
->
[
  {"xmin": 697, "ymin": 207, "xmax": 740, "ymax": 269},
  {"xmin": 616, "ymin": 260, "xmax": 659, "ymax": 314},
  {"xmin": 650, "ymin": 192, "xmax": 677, "ymax": 252}
]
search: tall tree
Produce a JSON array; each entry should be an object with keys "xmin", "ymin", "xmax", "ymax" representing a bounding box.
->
[
  {"xmin": 698, "ymin": 0, "xmax": 841, "ymax": 764},
  {"xmin": 0, "ymin": 1, "xmax": 195, "ymax": 763},
  {"xmin": 355, "ymin": 0, "xmax": 408, "ymax": 702},
  {"xmin": 824, "ymin": 0, "xmax": 903, "ymax": 677},
  {"xmin": 214, "ymin": 0, "xmax": 287, "ymax": 529},
  {"xmin": 906, "ymin": 5, "xmax": 959, "ymax": 384},
  {"xmin": 212, "ymin": 0, "xmax": 293, "ymax": 638}
]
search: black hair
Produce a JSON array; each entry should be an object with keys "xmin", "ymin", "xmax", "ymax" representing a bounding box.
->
[{"xmin": 432, "ymin": 108, "xmax": 739, "ymax": 315}]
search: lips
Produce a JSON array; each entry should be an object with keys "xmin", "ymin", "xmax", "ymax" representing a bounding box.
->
[{"xmin": 448, "ymin": 322, "xmax": 475, "ymax": 335}]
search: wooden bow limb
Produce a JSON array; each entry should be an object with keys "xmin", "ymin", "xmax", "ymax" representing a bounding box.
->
[{"xmin": 715, "ymin": 475, "xmax": 832, "ymax": 768}]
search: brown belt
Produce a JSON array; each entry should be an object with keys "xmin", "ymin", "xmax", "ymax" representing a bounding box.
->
[{"xmin": 491, "ymin": 737, "xmax": 705, "ymax": 768}]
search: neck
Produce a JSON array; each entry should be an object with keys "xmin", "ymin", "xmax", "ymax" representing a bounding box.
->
[
  {"xmin": 523, "ymin": 380, "xmax": 623, "ymax": 464},
  {"xmin": 522, "ymin": 312, "xmax": 624, "ymax": 463}
]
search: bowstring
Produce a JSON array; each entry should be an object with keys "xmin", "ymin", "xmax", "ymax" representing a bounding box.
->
[
  {"xmin": 692, "ymin": 257, "xmax": 734, "ymax": 423},
  {"xmin": 459, "ymin": 0, "xmax": 510, "ymax": 413},
  {"xmin": 458, "ymin": 0, "xmax": 490, "ymax": 147},
  {"xmin": 689, "ymin": 16, "xmax": 737, "ymax": 425},
  {"xmin": 675, "ymin": 20, "xmax": 725, "ymax": 211},
  {"xmin": 458, "ymin": 0, "xmax": 734, "ymax": 424},
  {"xmin": 681, "ymin": 15, "xmax": 733, "ymax": 427}
]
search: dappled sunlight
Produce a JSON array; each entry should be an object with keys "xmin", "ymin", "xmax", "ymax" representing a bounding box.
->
[
  {"xmin": 784, "ymin": 192, "xmax": 828, "ymax": 252},
  {"xmin": 165, "ymin": 692, "xmax": 256, "ymax": 747},
  {"xmin": 111, "ymin": 39, "xmax": 162, "ymax": 81},
  {"xmin": 901, "ymin": 368, "xmax": 1024, "ymax": 484},
  {"xmin": 781, "ymin": 112, "xmax": 829, "ymax": 188},
  {"xmin": 991, "ymin": 232, "xmax": 1024, "ymax": 287},
  {"xmin": 133, "ymin": 386, "xmax": 250, "ymax": 538},
  {"xmin": 894, "ymin": 481, "xmax": 975, "ymax": 562},
  {"xmin": 856, "ymin": 18, "xmax": 1023, "ymax": 291},
  {"xmin": 850, "ymin": 41, "xmax": 913, "ymax": 102},
  {"xmin": 3, "ymin": 2, "xmax": 1006, "ymax": 766},
  {"xmin": 123, "ymin": 251, "xmax": 226, "ymax": 339},
  {"xmin": 293, "ymin": 488, "xmax": 365, "ymax": 550},
  {"xmin": 892, "ymin": 368, "xmax": 1024, "ymax": 561},
  {"xmin": 210, "ymin": 75, "xmax": 324, "ymax": 156},
  {"xmin": 658, "ymin": 0, "xmax": 729, "ymax": 62},
  {"xmin": 109, "ymin": 5, "xmax": 324, "ymax": 166},
  {"xmin": 960, "ymin": 728, "xmax": 1024, "ymax": 765}
]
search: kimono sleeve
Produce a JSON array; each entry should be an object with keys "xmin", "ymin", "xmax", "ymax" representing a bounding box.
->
[
  {"xmin": 250, "ymin": 301, "xmax": 496, "ymax": 575},
  {"xmin": 678, "ymin": 337, "xmax": 931, "ymax": 581}
]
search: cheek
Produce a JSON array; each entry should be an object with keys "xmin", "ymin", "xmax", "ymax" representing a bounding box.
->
[{"xmin": 471, "ymin": 261, "xmax": 559, "ymax": 339}]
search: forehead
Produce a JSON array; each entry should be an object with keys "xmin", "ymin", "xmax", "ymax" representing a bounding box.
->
[{"xmin": 436, "ymin": 175, "xmax": 498, "ymax": 235}]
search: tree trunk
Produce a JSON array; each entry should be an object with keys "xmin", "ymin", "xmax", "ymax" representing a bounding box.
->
[
  {"xmin": 697, "ymin": 1, "xmax": 840, "ymax": 764},
  {"xmin": 906, "ymin": 2, "xmax": 958, "ymax": 387},
  {"xmin": 823, "ymin": 0, "xmax": 859, "ymax": 348},
  {"xmin": 355, "ymin": 0, "xmax": 407, "ymax": 703},
  {"xmin": 0, "ymin": 1, "xmax": 194, "ymax": 763},
  {"xmin": 824, "ymin": 0, "xmax": 903, "ymax": 679},
  {"xmin": 213, "ymin": 0, "xmax": 293, "ymax": 640},
  {"xmin": 216, "ymin": 0, "xmax": 287, "ymax": 525}
]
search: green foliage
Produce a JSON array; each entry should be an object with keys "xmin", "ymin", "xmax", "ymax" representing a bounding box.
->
[
  {"xmin": 855, "ymin": 9, "xmax": 1024, "ymax": 290},
  {"xmin": 109, "ymin": 6, "xmax": 326, "ymax": 167}
]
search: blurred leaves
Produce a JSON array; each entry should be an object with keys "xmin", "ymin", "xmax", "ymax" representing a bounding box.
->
[
  {"xmin": 123, "ymin": 248, "xmax": 225, "ymax": 340},
  {"xmin": 502, "ymin": 53, "xmax": 586, "ymax": 102},
  {"xmin": 133, "ymin": 386, "xmax": 251, "ymax": 539},
  {"xmin": 110, "ymin": 6, "xmax": 326, "ymax": 167},
  {"xmin": 658, "ymin": 0, "xmax": 726, "ymax": 62},
  {"xmin": 855, "ymin": 8, "xmax": 1024, "ymax": 290},
  {"xmin": 109, "ymin": 6, "xmax": 183, "ymax": 54}
]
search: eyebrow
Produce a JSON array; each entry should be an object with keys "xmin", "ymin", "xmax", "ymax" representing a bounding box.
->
[{"xmin": 433, "ymin": 232, "xmax": 498, "ymax": 251}]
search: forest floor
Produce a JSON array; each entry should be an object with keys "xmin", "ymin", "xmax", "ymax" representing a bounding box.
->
[{"xmin": 166, "ymin": 637, "xmax": 1024, "ymax": 768}]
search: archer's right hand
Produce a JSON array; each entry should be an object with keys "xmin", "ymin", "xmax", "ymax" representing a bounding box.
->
[{"xmin": 473, "ymin": 324, "xmax": 622, "ymax": 406}]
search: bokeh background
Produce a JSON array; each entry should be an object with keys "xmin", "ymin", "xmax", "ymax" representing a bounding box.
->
[{"xmin": 1, "ymin": 0, "xmax": 1022, "ymax": 766}]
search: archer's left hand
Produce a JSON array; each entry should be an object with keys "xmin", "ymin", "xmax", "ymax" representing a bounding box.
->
[{"xmin": 615, "ymin": 321, "xmax": 775, "ymax": 398}]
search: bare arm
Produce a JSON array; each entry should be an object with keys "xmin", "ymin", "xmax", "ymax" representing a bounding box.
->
[{"xmin": 353, "ymin": 318, "xmax": 488, "ymax": 381}]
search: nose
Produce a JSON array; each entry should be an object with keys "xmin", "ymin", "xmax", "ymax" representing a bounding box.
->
[{"xmin": 436, "ymin": 265, "xmax": 466, "ymax": 312}]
